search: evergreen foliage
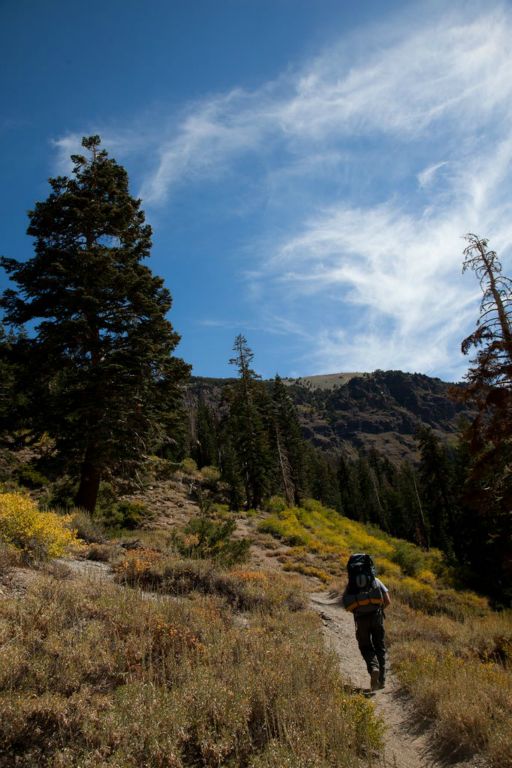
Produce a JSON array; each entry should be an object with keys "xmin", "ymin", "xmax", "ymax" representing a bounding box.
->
[
  {"xmin": 454, "ymin": 234, "xmax": 512, "ymax": 602},
  {"xmin": 0, "ymin": 136, "xmax": 189, "ymax": 512},
  {"xmin": 417, "ymin": 427, "xmax": 455, "ymax": 552},
  {"xmin": 269, "ymin": 375, "xmax": 305, "ymax": 505},
  {"xmin": 0, "ymin": 324, "xmax": 31, "ymax": 442},
  {"xmin": 192, "ymin": 399, "xmax": 219, "ymax": 468},
  {"xmin": 222, "ymin": 335, "xmax": 272, "ymax": 508}
]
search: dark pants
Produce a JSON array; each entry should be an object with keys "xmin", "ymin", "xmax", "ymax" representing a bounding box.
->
[{"xmin": 354, "ymin": 610, "xmax": 386, "ymax": 681}]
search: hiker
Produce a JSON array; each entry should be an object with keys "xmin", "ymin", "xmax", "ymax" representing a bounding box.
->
[{"xmin": 342, "ymin": 553, "xmax": 391, "ymax": 691}]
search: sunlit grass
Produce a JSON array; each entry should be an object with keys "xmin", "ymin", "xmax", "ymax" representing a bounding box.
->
[
  {"xmin": 257, "ymin": 496, "xmax": 512, "ymax": 766},
  {"xmin": 0, "ymin": 570, "xmax": 383, "ymax": 767}
]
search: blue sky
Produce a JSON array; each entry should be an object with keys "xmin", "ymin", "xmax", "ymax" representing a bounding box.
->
[{"xmin": 2, "ymin": 0, "xmax": 512, "ymax": 381}]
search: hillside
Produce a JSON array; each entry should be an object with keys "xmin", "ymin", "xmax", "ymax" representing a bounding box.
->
[
  {"xmin": 1, "ymin": 467, "xmax": 511, "ymax": 767},
  {"xmin": 188, "ymin": 369, "xmax": 471, "ymax": 462}
]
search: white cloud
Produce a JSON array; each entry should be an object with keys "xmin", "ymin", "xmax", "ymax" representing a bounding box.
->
[
  {"xmin": 132, "ymin": 5, "xmax": 512, "ymax": 205},
  {"xmin": 53, "ymin": 2, "xmax": 512, "ymax": 379},
  {"xmin": 264, "ymin": 202, "xmax": 482, "ymax": 377},
  {"xmin": 417, "ymin": 162, "xmax": 448, "ymax": 189}
]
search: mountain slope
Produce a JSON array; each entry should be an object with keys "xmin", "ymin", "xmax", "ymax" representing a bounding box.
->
[{"xmin": 189, "ymin": 369, "xmax": 471, "ymax": 462}]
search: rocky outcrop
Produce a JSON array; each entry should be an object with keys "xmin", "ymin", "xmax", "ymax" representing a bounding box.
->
[{"xmin": 188, "ymin": 370, "xmax": 471, "ymax": 462}]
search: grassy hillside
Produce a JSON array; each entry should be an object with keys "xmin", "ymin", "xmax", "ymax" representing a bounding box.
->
[
  {"xmin": 0, "ymin": 491, "xmax": 383, "ymax": 768},
  {"xmin": 255, "ymin": 498, "xmax": 512, "ymax": 766},
  {"xmin": 1, "ymin": 482, "xmax": 511, "ymax": 767}
]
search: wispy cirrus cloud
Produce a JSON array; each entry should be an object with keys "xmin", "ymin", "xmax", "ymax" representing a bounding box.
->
[
  {"xmin": 53, "ymin": 3, "xmax": 512, "ymax": 379},
  {"xmin": 135, "ymin": 5, "xmax": 512, "ymax": 204}
]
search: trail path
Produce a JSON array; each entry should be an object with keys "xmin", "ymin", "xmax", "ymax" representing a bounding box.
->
[{"xmin": 309, "ymin": 593, "xmax": 486, "ymax": 768}]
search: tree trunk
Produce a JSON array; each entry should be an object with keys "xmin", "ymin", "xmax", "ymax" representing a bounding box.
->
[
  {"xmin": 75, "ymin": 450, "xmax": 101, "ymax": 513},
  {"xmin": 275, "ymin": 424, "xmax": 294, "ymax": 506}
]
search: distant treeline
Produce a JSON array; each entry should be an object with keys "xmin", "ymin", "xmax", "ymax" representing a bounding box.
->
[{"xmin": 182, "ymin": 335, "xmax": 507, "ymax": 603}]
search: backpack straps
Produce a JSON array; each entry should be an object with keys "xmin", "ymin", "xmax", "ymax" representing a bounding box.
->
[{"xmin": 343, "ymin": 581, "xmax": 385, "ymax": 613}]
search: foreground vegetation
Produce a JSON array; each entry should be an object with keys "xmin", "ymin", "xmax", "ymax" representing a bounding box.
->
[
  {"xmin": 0, "ymin": 479, "xmax": 510, "ymax": 768},
  {"xmin": 0, "ymin": 490, "xmax": 382, "ymax": 768},
  {"xmin": 0, "ymin": 577, "xmax": 382, "ymax": 768},
  {"xmin": 259, "ymin": 498, "xmax": 512, "ymax": 767}
]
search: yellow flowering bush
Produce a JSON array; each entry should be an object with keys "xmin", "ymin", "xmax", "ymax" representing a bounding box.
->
[{"xmin": 0, "ymin": 492, "xmax": 79, "ymax": 560}]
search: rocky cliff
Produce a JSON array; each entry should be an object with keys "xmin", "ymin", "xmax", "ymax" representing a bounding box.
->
[{"xmin": 188, "ymin": 369, "xmax": 470, "ymax": 462}]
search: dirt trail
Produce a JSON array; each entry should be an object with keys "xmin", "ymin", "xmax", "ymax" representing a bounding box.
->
[{"xmin": 310, "ymin": 593, "xmax": 486, "ymax": 768}]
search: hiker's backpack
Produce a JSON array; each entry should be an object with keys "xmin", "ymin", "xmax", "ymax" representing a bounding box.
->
[{"xmin": 342, "ymin": 553, "xmax": 384, "ymax": 615}]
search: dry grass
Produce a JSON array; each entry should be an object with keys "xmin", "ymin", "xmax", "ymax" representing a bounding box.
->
[
  {"xmin": 388, "ymin": 603, "xmax": 512, "ymax": 766},
  {"xmin": 0, "ymin": 543, "xmax": 20, "ymax": 576},
  {"xmin": 113, "ymin": 549, "xmax": 307, "ymax": 613},
  {"xmin": 257, "ymin": 498, "xmax": 512, "ymax": 767},
  {"xmin": 0, "ymin": 571, "xmax": 382, "ymax": 767}
]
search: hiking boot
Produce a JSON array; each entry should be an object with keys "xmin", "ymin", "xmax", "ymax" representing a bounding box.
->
[
  {"xmin": 378, "ymin": 678, "xmax": 385, "ymax": 690},
  {"xmin": 370, "ymin": 669, "xmax": 380, "ymax": 691}
]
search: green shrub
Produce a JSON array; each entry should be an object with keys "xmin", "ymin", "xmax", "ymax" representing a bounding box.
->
[
  {"xmin": 199, "ymin": 465, "xmax": 221, "ymax": 485},
  {"xmin": 15, "ymin": 465, "xmax": 49, "ymax": 489},
  {"xmin": 100, "ymin": 500, "xmax": 148, "ymax": 531},
  {"xmin": 42, "ymin": 475, "xmax": 77, "ymax": 510},
  {"xmin": 265, "ymin": 495, "xmax": 287, "ymax": 514},
  {"xmin": 174, "ymin": 514, "xmax": 250, "ymax": 567},
  {"xmin": 180, "ymin": 457, "xmax": 198, "ymax": 475},
  {"xmin": 391, "ymin": 540, "xmax": 426, "ymax": 576}
]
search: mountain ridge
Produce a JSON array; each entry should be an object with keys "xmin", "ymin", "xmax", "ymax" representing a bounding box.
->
[{"xmin": 188, "ymin": 368, "xmax": 470, "ymax": 462}]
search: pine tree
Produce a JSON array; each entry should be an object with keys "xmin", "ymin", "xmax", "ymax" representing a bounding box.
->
[
  {"xmin": 417, "ymin": 426, "xmax": 454, "ymax": 552},
  {"xmin": 303, "ymin": 445, "xmax": 341, "ymax": 510},
  {"xmin": 224, "ymin": 335, "xmax": 271, "ymax": 508},
  {"xmin": 193, "ymin": 399, "xmax": 219, "ymax": 468},
  {"xmin": 454, "ymin": 234, "xmax": 512, "ymax": 601},
  {"xmin": 0, "ymin": 324, "xmax": 27, "ymax": 441},
  {"xmin": 0, "ymin": 136, "xmax": 189, "ymax": 512},
  {"xmin": 269, "ymin": 375, "xmax": 305, "ymax": 505},
  {"xmin": 337, "ymin": 454, "xmax": 360, "ymax": 519}
]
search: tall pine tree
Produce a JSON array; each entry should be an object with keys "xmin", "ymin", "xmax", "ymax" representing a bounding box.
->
[
  {"xmin": 224, "ymin": 335, "xmax": 271, "ymax": 508},
  {"xmin": 269, "ymin": 375, "xmax": 305, "ymax": 505},
  {"xmin": 417, "ymin": 426, "xmax": 454, "ymax": 552},
  {"xmin": 455, "ymin": 234, "xmax": 512, "ymax": 600},
  {"xmin": 0, "ymin": 136, "xmax": 189, "ymax": 512}
]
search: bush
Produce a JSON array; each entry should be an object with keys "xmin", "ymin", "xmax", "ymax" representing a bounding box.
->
[
  {"xmin": 180, "ymin": 457, "xmax": 198, "ymax": 475},
  {"xmin": 199, "ymin": 465, "xmax": 221, "ymax": 485},
  {"xmin": 0, "ymin": 492, "xmax": 80, "ymax": 560},
  {"xmin": 68, "ymin": 510, "xmax": 106, "ymax": 543},
  {"xmin": 265, "ymin": 495, "xmax": 287, "ymax": 514},
  {"xmin": 100, "ymin": 500, "xmax": 148, "ymax": 531},
  {"xmin": 86, "ymin": 543, "xmax": 117, "ymax": 562},
  {"xmin": 115, "ymin": 553, "xmax": 306, "ymax": 613},
  {"xmin": 40, "ymin": 475, "xmax": 78, "ymax": 511},
  {"xmin": 15, "ymin": 465, "xmax": 49, "ymax": 489},
  {"xmin": 391, "ymin": 541, "xmax": 426, "ymax": 576},
  {"xmin": 174, "ymin": 514, "xmax": 250, "ymax": 567},
  {"xmin": 0, "ymin": 542, "xmax": 20, "ymax": 575}
]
